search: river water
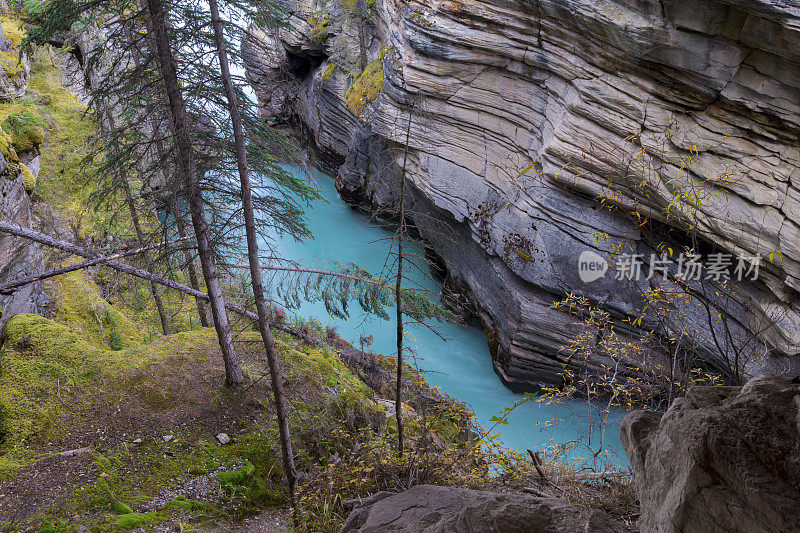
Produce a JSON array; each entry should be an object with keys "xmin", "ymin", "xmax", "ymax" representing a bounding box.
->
[{"xmin": 260, "ymin": 165, "xmax": 626, "ymax": 466}]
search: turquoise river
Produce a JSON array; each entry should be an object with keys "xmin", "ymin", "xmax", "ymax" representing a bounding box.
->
[{"xmin": 260, "ymin": 165, "xmax": 626, "ymax": 466}]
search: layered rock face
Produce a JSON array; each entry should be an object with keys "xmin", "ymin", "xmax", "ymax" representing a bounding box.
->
[
  {"xmin": 340, "ymin": 484, "xmax": 627, "ymax": 532},
  {"xmin": 0, "ymin": 152, "xmax": 45, "ymax": 329},
  {"xmin": 247, "ymin": 0, "xmax": 800, "ymax": 387},
  {"xmin": 621, "ymin": 374, "xmax": 800, "ymax": 533}
]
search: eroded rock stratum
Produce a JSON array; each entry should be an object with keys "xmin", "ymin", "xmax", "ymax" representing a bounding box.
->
[{"xmin": 247, "ymin": 0, "xmax": 800, "ymax": 387}]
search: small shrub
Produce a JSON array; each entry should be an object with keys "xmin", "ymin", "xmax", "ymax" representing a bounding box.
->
[
  {"xmin": 2, "ymin": 109, "xmax": 45, "ymax": 152},
  {"xmin": 108, "ymin": 331, "xmax": 123, "ymax": 351}
]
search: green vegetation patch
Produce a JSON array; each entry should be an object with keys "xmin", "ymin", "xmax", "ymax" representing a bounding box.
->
[
  {"xmin": 113, "ymin": 511, "xmax": 162, "ymax": 530},
  {"xmin": 0, "ymin": 314, "xmax": 101, "ymax": 475},
  {"xmin": 2, "ymin": 107, "xmax": 45, "ymax": 152},
  {"xmin": 26, "ymin": 47, "xmax": 108, "ymax": 240},
  {"xmin": 323, "ymin": 63, "xmax": 337, "ymax": 81},
  {"xmin": 0, "ymin": 17, "xmax": 26, "ymax": 80},
  {"xmin": 52, "ymin": 269, "xmax": 143, "ymax": 351},
  {"xmin": 20, "ymin": 161, "xmax": 35, "ymax": 192},
  {"xmin": 0, "ymin": 16, "xmax": 25, "ymax": 47},
  {"xmin": 345, "ymin": 57, "xmax": 384, "ymax": 119},
  {"xmin": 307, "ymin": 15, "xmax": 332, "ymax": 43}
]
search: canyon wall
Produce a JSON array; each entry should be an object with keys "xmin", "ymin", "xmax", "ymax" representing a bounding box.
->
[
  {"xmin": 0, "ymin": 25, "xmax": 45, "ymax": 330},
  {"xmin": 246, "ymin": 0, "xmax": 800, "ymax": 388}
]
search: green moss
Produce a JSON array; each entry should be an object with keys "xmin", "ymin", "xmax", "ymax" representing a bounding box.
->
[
  {"xmin": 0, "ymin": 17, "xmax": 25, "ymax": 48},
  {"xmin": 52, "ymin": 269, "xmax": 143, "ymax": 350},
  {"xmin": 163, "ymin": 497, "xmax": 213, "ymax": 513},
  {"xmin": 0, "ymin": 49, "xmax": 24, "ymax": 79},
  {"xmin": 38, "ymin": 518, "xmax": 68, "ymax": 533},
  {"xmin": 217, "ymin": 459, "xmax": 255, "ymax": 491},
  {"xmin": 2, "ymin": 108, "xmax": 46, "ymax": 152},
  {"xmin": 109, "ymin": 500, "xmax": 134, "ymax": 514},
  {"xmin": 0, "ymin": 314, "xmax": 102, "ymax": 468},
  {"xmin": 323, "ymin": 63, "xmax": 337, "ymax": 81},
  {"xmin": 113, "ymin": 512, "xmax": 162, "ymax": 530},
  {"xmin": 307, "ymin": 15, "xmax": 332, "ymax": 43},
  {"xmin": 26, "ymin": 47, "xmax": 108, "ymax": 239},
  {"xmin": 20, "ymin": 161, "xmax": 34, "ymax": 192},
  {"xmin": 0, "ymin": 311, "xmax": 216, "ymax": 479},
  {"xmin": 345, "ymin": 58, "xmax": 384, "ymax": 120},
  {"xmin": 0, "ymin": 129, "xmax": 19, "ymax": 165}
]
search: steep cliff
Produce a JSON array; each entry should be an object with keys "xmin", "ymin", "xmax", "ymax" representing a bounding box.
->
[{"xmin": 247, "ymin": 0, "xmax": 800, "ymax": 388}]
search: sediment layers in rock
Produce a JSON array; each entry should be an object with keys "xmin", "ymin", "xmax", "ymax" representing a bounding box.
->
[{"xmin": 247, "ymin": 0, "xmax": 800, "ymax": 387}]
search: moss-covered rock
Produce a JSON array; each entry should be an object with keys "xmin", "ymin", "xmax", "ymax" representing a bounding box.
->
[
  {"xmin": 2, "ymin": 108, "xmax": 45, "ymax": 152},
  {"xmin": 0, "ymin": 129, "xmax": 19, "ymax": 166},
  {"xmin": 20, "ymin": 161, "xmax": 34, "ymax": 192},
  {"xmin": 0, "ymin": 17, "xmax": 30, "ymax": 99},
  {"xmin": 0, "ymin": 17, "xmax": 25, "ymax": 48},
  {"xmin": 307, "ymin": 15, "xmax": 332, "ymax": 43},
  {"xmin": 345, "ymin": 58, "xmax": 384, "ymax": 119}
]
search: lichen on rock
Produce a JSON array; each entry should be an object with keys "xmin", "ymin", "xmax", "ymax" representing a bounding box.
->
[{"xmin": 345, "ymin": 57, "xmax": 383, "ymax": 119}]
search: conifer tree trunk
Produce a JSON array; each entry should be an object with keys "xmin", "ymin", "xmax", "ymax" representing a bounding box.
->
[
  {"xmin": 395, "ymin": 104, "xmax": 414, "ymax": 458},
  {"xmin": 120, "ymin": 173, "xmax": 171, "ymax": 335},
  {"xmin": 168, "ymin": 198, "xmax": 210, "ymax": 327},
  {"xmin": 102, "ymin": 105, "xmax": 171, "ymax": 336},
  {"xmin": 207, "ymin": 0, "xmax": 298, "ymax": 514},
  {"xmin": 122, "ymin": 19, "xmax": 210, "ymax": 329},
  {"xmin": 141, "ymin": 0, "xmax": 243, "ymax": 385}
]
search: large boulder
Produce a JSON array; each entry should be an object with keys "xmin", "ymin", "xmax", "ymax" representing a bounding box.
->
[
  {"xmin": 339, "ymin": 484, "xmax": 627, "ymax": 532},
  {"xmin": 621, "ymin": 375, "xmax": 800, "ymax": 533}
]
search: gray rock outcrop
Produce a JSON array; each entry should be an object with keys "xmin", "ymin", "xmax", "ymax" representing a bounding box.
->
[
  {"xmin": 0, "ymin": 20, "xmax": 30, "ymax": 101},
  {"xmin": 247, "ymin": 0, "xmax": 800, "ymax": 387},
  {"xmin": 0, "ymin": 150, "xmax": 46, "ymax": 329},
  {"xmin": 621, "ymin": 374, "xmax": 800, "ymax": 533},
  {"xmin": 339, "ymin": 484, "xmax": 626, "ymax": 532}
]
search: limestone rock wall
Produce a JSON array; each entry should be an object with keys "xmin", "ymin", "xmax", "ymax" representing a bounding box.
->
[
  {"xmin": 0, "ymin": 150, "xmax": 45, "ymax": 329},
  {"xmin": 247, "ymin": 0, "xmax": 800, "ymax": 387},
  {"xmin": 0, "ymin": 21, "xmax": 43, "ymax": 330}
]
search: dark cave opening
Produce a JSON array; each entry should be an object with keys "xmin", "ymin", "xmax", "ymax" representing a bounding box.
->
[{"xmin": 286, "ymin": 51, "xmax": 325, "ymax": 79}]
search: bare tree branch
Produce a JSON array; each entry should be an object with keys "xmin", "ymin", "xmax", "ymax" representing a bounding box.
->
[{"xmin": 0, "ymin": 236, "xmax": 190, "ymax": 295}]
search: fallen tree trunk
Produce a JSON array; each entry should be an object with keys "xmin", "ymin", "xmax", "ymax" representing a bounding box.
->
[
  {"xmin": 0, "ymin": 221, "xmax": 318, "ymax": 344},
  {"xmin": 0, "ymin": 237, "xmax": 190, "ymax": 295}
]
